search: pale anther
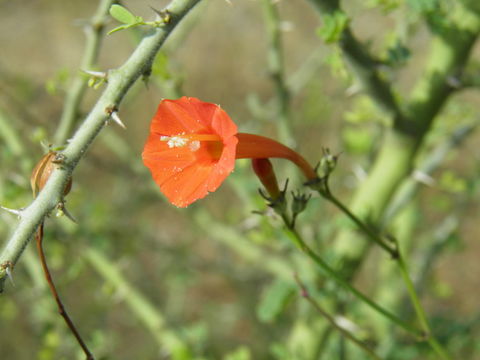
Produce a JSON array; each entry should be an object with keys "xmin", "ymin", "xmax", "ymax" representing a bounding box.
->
[{"xmin": 160, "ymin": 136, "xmax": 189, "ymax": 148}]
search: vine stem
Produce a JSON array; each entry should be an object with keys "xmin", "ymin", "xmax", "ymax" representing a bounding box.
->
[
  {"xmin": 294, "ymin": 274, "xmax": 383, "ymax": 360},
  {"xmin": 316, "ymin": 185, "xmax": 452, "ymax": 359},
  {"xmin": 396, "ymin": 252, "xmax": 451, "ymax": 360},
  {"xmin": 281, "ymin": 217, "xmax": 420, "ymax": 336},
  {"xmin": 0, "ymin": 0, "xmax": 202, "ymax": 291},
  {"xmin": 322, "ymin": 187, "xmax": 397, "ymax": 257}
]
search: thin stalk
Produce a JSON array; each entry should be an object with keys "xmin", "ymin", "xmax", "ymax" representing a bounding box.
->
[
  {"xmin": 35, "ymin": 224, "xmax": 94, "ymax": 360},
  {"xmin": 396, "ymin": 252, "xmax": 451, "ymax": 360},
  {"xmin": 282, "ymin": 221, "xmax": 419, "ymax": 336},
  {"xmin": 318, "ymin": 184, "xmax": 451, "ymax": 359},
  {"xmin": 321, "ymin": 186, "xmax": 397, "ymax": 257},
  {"xmin": 294, "ymin": 274, "xmax": 383, "ymax": 360},
  {"xmin": 54, "ymin": 0, "xmax": 115, "ymax": 145}
]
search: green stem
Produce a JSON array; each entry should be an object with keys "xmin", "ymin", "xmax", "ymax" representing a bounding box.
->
[
  {"xmin": 283, "ymin": 224, "xmax": 420, "ymax": 336},
  {"xmin": 295, "ymin": 274, "xmax": 383, "ymax": 360},
  {"xmin": 319, "ymin": 183, "xmax": 451, "ymax": 358},
  {"xmin": 0, "ymin": 0, "xmax": 202, "ymax": 291},
  {"xmin": 396, "ymin": 252, "xmax": 451, "ymax": 360},
  {"xmin": 322, "ymin": 188, "xmax": 397, "ymax": 257},
  {"xmin": 54, "ymin": 0, "xmax": 115, "ymax": 145}
]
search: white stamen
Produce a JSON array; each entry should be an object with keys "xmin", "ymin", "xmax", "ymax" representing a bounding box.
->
[
  {"xmin": 160, "ymin": 133, "xmax": 204, "ymax": 152},
  {"xmin": 160, "ymin": 135, "xmax": 189, "ymax": 148}
]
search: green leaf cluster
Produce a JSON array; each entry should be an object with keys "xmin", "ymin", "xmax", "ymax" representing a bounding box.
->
[
  {"xmin": 317, "ymin": 11, "xmax": 349, "ymax": 44},
  {"xmin": 108, "ymin": 4, "xmax": 167, "ymax": 35}
]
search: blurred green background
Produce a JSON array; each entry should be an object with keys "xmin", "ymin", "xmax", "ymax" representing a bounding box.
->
[{"xmin": 1, "ymin": 0, "xmax": 480, "ymax": 359}]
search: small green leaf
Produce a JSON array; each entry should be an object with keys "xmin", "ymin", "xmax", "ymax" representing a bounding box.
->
[
  {"xmin": 109, "ymin": 4, "xmax": 136, "ymax": 24},
  {"xmin": 317, "ymin": 11, "xmax": 349, "ymax": 43},
  {"xmin": 107, "ymin": 25, "xmax": 130, "ymax": 35}
]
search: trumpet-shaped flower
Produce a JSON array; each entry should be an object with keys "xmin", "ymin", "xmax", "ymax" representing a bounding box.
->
[{"xmin": 142, "ymin": 97, "xmax": 316, "ymax": 207}]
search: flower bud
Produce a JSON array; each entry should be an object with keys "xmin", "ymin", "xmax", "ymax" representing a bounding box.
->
[
  {"xmin": 291, "ymin": 190, "xmax": 311, "ymax": 216},
  {"xmin": 318, "ymin": 148, "xmax": 338, "ymax": 179},
  {"xmin": 251, "ymin": 158, "xmax": 281, "ymax": 200}
]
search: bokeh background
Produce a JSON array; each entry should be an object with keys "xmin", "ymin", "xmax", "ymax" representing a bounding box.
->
[{"xmin": 1, "ymin": 0, "xmax": 479, "ymax": 359}]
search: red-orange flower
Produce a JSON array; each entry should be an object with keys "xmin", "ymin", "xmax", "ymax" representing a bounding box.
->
[
  {"xmin": 142, "ymin": 97, "xmax": 238, "ymax": 207},
  {"xmin": 142, "ymin": 97, "xmax": 317, "ymax": 207}
]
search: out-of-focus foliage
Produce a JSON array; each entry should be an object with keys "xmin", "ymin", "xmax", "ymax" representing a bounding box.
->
[{"xmin": 0, "ymin": 0, "xmax": 480, "ymax": 359}]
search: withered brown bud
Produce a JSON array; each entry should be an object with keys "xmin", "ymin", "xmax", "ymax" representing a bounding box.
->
[{"xmin": 30, "ymin": 152, "xmax": 72, "ymax": 198}]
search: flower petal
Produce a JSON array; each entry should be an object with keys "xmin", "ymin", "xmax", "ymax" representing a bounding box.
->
[
  {"xmin": 211, "ymin": 106, "xmax": 238, "ymax": 139},
  {"xmin": 207, "ymin": 136, "xmax": 237, "ymax": 190},
  {"xmin": 160, "ymin": 162, "xmax": 214, "ymax": 207},
  {"xmin": 151, "ymin": 97, "xmax": 216, "ymax": 136}
]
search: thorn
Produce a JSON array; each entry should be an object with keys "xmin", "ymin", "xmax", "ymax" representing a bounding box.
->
[
  {"xmin": 82, "ymin": 69, "xmax": 108, "ymax": 79},
  {"xmin": 57, "ymin": 202, "xmax": 77, "ymax": 224},
  {"xmin": 412, "ymin": 170, "xmax": 436, "ymax": 187},
  {"xmin": 0, "ymin": 205, "xmax": 23, "ymax": 218},
  {"xmin": 345, "ymin": 83, "xmax": 361, "ymax": 97},
  {"xmin": 5, "ymin": 267, "xmax": 15, "ymax": 287},
  {"xmin": 149, "ymin": 7, "xmax": 171, "ymax": 23},
  {"xmin": 111, "ymin": 111, "xmax": 126, "ymax": 129},
  {"xmin": 1, "ymin": 261, "xmax": 15, "ymax": 287},
  {"xmin": 105, "ymin": 106, "xmax": 126, "ymax": 129}
]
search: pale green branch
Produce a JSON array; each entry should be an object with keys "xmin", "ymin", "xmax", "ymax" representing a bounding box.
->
[
  {"xmin": 315, "ymin": 0, "xmax": 480, "ymax": 281},
  {"xmin": 307, "ymin": 0, "xmax": 405, "ymax": 127},
  {"xmin": 0, "ymin": 0, "xmax": 202, "ymax": 291},
  {"xmin": 261, "ymin": 0, "xmax": 292, "ymax": 145},
  {"xmin": 382, "ymin": 122, "xmax": 477, "ymax": 224},
  {"xmin": 54, "ymin": 0, "xmax": 116, "ymax": 146},
  {"xmin": 86, "ymin": 247, "xmax": 191, "ymax": 356}
]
